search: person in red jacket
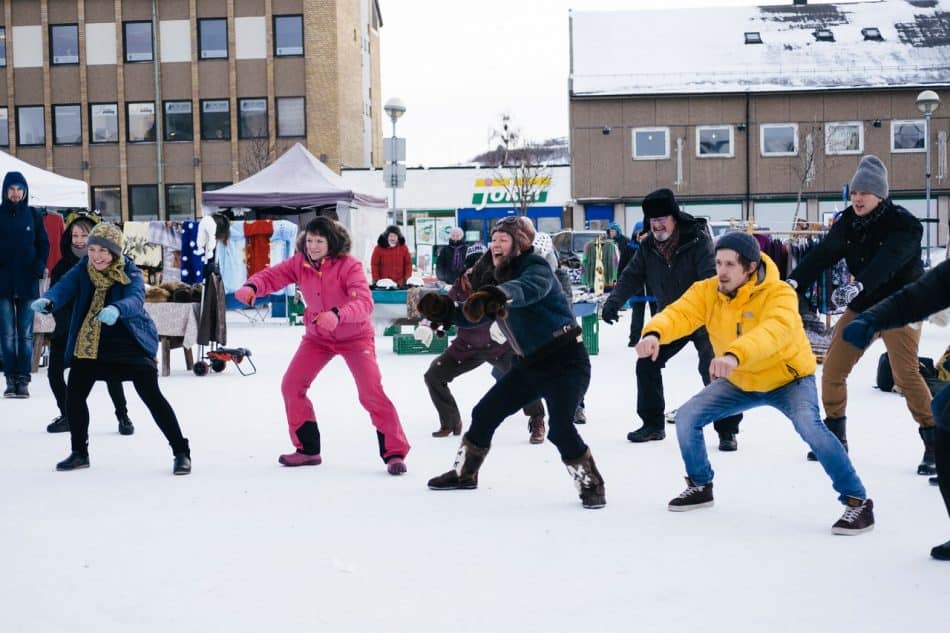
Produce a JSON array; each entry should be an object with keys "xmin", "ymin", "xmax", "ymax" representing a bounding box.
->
[
  {"xmin": 235, "ymin": 217, "xmax": 410, "ymax": 474},
  {"xmin": 370, "ymin": 225, "xmax": 412, "ymax": 287}
]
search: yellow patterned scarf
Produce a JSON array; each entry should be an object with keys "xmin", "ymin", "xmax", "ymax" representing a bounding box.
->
[{"xmin": 74, "ymin": 259, "xmax": 130, "ymax": 360}]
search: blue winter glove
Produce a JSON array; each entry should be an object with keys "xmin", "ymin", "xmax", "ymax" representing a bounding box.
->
[
  {"xmin": 601, "ymin": 301, "xmax": 620, "ymax": 325},
  {"xmin": 30, "ymin": 298, "xmax": 52, "ymax": 314},
  {"xmin": 842, "ymin": 313, "xmax": 878, "ymax": 350},
  {"xmin": 831, "ymin": 282, "xmax": 863, "ymax": 309},
  {"xmin": 96, "ymin": 305, "xmax": 120, "ymax": 326}
]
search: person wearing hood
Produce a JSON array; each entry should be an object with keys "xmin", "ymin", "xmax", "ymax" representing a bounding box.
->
[
  {"xmin": 435, "ymin": 227, "xmax": 468, "ymax": 286},
  {"xmin": 637, "ymin": 232, "xmax": 874, "ymax": 535},
  {"xmin": 45, "ymin": 212, "xmax": 133, "ymax": 435},
  {"xmin": 425, "ymin": 216, "xmax": 605, "ymax": 510},
  {"xmin": 607, "ymin": 222, "xmax": 630, "ymax": 272},
  {"xmin": 602, "ymin": 188, "xmax": 742, "ymax": 450},
  {"xmin": 788, "ymin": 155, "xmax": 934, "ymax": 475},
  {"xmin": 0, "ymin": 171, "xmax": 50, "ymax": 398},
  {"xmin": 235, "ymin": 217, "xmax": 410, "ymax": 474},
  {"xmin": 33, "ymin": 223, "xmax": 191, "ymax": 475},
  {"xmin": 370, "ymin": 225, "xmax": 412, "ymax": 288}
]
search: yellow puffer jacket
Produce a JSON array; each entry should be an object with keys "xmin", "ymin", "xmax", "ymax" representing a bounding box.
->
[{"xmin": 643, "ymin": 253, "xmax": 816, "ymax": 392}]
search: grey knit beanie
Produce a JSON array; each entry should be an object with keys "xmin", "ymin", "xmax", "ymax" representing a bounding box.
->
[
  {"xmin": 850, "ymin": 155, "xmax": 888, "ymax": 199},
  {"xmin": 716, "ymin": 232, "xmax": 760, "ymax": 264}
]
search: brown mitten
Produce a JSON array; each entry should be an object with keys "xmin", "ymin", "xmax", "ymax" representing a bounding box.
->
[
  {"xmin": 417, "ymin": 292, "xmax": 455, "ymax": 323},
  {"xmin": 463, "ymin": 286, "xmax": 508, "ymax": 321}
]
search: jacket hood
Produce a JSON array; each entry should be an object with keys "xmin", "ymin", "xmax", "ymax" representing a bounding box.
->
[
  {"xmin": 377, "ymin": 225, "xmax": 406, "ymax": 248},
  {"xmin": 0, "ymin": 171, "xmax": 29, "ymax": 213},
  {"xmin": 732, "ymin": 252, "xmax": 777, "ymax": 302},
  {"xmin": 59, "ymin": 213, "xmax": 100, "ymax": 261}
]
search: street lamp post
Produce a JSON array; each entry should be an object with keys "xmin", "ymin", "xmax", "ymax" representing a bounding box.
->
[
  {"xmin": 383, "ymin": 97, "xmax": 407, "ymax": 228},
  {"xmin": 916, "ymin": 89, "xmax": 941, "ymax": 267}
]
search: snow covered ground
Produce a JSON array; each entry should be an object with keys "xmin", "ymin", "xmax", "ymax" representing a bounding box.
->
[{"xmin": 3, "ymin": 310, "xmax": 947, "ymax": 633}]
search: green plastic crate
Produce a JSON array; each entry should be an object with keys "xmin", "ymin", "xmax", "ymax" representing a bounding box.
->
[
  {"xmin": 392, "ymin": 332, "xmax": 449, "ymax": 355},
  {"xmin": 581, "ymin": 313, "xmax": 599, "ymax": 356}
]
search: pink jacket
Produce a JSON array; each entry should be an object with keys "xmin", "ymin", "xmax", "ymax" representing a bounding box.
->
[{"xmin": 246, "ymin": 253, "xmax": 375, "ymax": 342}]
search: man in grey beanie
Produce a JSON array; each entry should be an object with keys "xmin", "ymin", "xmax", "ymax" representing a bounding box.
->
[{"xmin": 788, "ymin": 154, "xmax": 935, "ymax": 476}]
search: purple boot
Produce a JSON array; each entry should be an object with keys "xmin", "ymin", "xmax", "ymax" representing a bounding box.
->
[
  {"xmin": 279, "ymin": 450, "xmax": 323, "ymax": 467},
  {"xmin": 387, "ymin": 457, "xmax": 407, "ymax": 475}
]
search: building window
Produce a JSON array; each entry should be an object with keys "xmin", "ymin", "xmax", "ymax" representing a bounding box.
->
[
  {"xmin": 238, "ymin": 98, "xmax": 267, "ymax": 138},
  {"xmin": 760, "ymin": 123, "xmax": 798, "ymax": 156},
  {"xmin": 632, "ymin": 127, "xmax": 670, "ymax": 160},
  {"xmin": 0, "ymin": 108, "xmax": 8, "ymax": 146},
  {"xmin": 198, "ymin": 18, "xmax": 227, "ymax": 59},
  {"xmin": 129, "ymin": 185, "xmax": 159, "ymax": 220},
  {"xmin": 825, "ymin": 122, "xmax": 863, "ymax": 155},
  {"xmin": 53, "ymin": 104, "xmax": 82, "ymax": 145},
  {"xmin": 202, "ymin": 182, "xmax": 231, "ymax": 192},
  {"xmin": 90, "ymin": 103, "xmax": 119, "ymax": 143},
  {"xmin": 50, "ymin": 24, "xmax": 80, "ymax": 64},
  {"xmin": 277, "ymin": 97, "xmax": 305, "ymax": 137},
  {"xmin": 274, "ymin": 15, "xmax": 303, "ymax": 56},
  {"xmin": 166, "ymin": 184, "xmax": 196, "ymax": 220},
  {"xmin": 124, "ymin": 21, "xmax": 153, "ymax": 62},
  {"xmin": 164, "ymin": 101, "xmax": 193, "ymax": 142},
  {"xmin": 16, "ymin": 106, "xmax": 45, "ymax": 146},
  {"xmin": 891, "ymin": 119, "xmax": 926, "ymax": 153},
  {"xmin": 92, "ymin": 186, "xmax": 122, "ymax": 222},
  {"xmin": 696, "ymin": 125, "xmax": 734, "ymax": 158},
  {"xmin": 127, "ymin": 102, "xmax": 156, "ymax": 142},
  {"xmin": 0, "ymin": 27, "xmax": 6, "ymax": 66},
  {"xmin": 200, "ymin": 99, "xmax": 230, "ymax": 140}
]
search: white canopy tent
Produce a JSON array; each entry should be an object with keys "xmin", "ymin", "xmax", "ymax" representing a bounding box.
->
[{"xmin": 0, "ymin": 150, "xmax": 89, "ymax": 208}]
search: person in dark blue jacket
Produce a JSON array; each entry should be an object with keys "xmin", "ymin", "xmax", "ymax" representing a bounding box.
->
[
  {"xmin": 0, "ymin": 171, "xmax": 50, "ymax": 398},
  {"xmin": 425, "ymin": 216, "xmax": 605, "ymax": 509},
  {"xmin": 33, "ymin": 223, "xmax": 191, "ymax": 475}
]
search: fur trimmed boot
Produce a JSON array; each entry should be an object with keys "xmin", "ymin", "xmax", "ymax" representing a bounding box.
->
[
  {"xmin": 528, "ymin": 415, "xmax": 545, "ymax": 444},
  {"xmin": 563, "ymin": 449, "xmax": 606, "ymax": 509},
  {"xmin": 427, "ymin": 435, "xmax": 489, "ymax": 490},
  {"xmin": 808, "ymin": 416, "xmax": 847, "ymax": 461},
  {"xmin": 918, "ymin": 426, "xmax": 936, "ymax": 476}
]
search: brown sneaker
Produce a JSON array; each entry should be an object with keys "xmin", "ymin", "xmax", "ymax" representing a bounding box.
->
[
  {"xmin": 832, "ymin": 497, "xmax": 874, "ymax": 535},
  {"xmin": 528, "ymin": 416, "xmax": 545, "ymax": 444}
]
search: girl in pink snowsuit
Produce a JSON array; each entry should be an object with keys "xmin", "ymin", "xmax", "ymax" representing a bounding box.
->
[{"xmin": 235, "ymin": 217, "xmax": 410, "ymax": 474}]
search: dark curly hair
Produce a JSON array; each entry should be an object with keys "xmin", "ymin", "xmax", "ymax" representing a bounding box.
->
[{"xmin": 297, "ymin": 216, "xmax": 351, "ymax": 257}]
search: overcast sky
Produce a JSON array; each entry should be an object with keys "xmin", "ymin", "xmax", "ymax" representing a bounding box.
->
[{"xmin": 379, "ymin": 0, "xmax": 840, "ymax": 167}]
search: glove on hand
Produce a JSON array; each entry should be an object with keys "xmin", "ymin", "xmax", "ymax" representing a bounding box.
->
[
  {"xmin": 97, "ymin": 305, "xmax": 120, "ymax": 326},
  {"xmin": 31, "ymin": 298, "xmax": 52, "ymax": 314},
  {"xmin": 463, "ymin": 285, "xmax": 508, "ymax": 322},
  {"xmin": 601, "ymin": 301, "xmax": 620, "ymax": 325},
  {"xmin": 417, "ymin": 292, "xmax": 454, "ymax": 324},
  {"xmin": 413, "ymin": 324, "xmax": 434, "ymax": 347},
  {"xmin": 312, "ymin": 310, "xmax": 339, "ymax": 332},
  {"xmin": 831, "ymin": 282, "xmax": 863, "ymax": 309},
  {"xmin": 842, "ymin": 313, "xmax": 877, "ymax": 350},
  {"xmin": 234, "ymin": 285, "xmax": 256, "ymax": 307}
]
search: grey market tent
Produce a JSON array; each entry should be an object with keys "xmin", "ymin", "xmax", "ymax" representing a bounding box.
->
[{"xmin": 202, "ymin": 143, "xmax": 387, "ymax": 209}]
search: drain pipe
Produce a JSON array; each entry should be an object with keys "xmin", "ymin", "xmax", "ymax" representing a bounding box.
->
[
  {"xmin": 152, "ymin": 0, "xmax": 165, "ymax": 218},
  {"xmin": 744, "ymin": 91, "xmax": 751, "ymax": 221}
]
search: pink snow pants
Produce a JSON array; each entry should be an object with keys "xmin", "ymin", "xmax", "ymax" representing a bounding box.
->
[{"xmin": 281, "ymin": 335, "xmax": 410, "ymax": 461}]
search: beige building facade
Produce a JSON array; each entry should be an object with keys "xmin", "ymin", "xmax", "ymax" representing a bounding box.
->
[{"xmin": 0, "ymin": 0, "xmax": 383, "ymax": 221}]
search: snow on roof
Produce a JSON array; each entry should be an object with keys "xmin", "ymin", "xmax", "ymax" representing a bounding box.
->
[{"xmin": 570, "ymin": 0, "xmax": 950, "ymax": 96}]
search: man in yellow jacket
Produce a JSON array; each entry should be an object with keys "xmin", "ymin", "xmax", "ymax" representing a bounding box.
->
[{"xmin": 635, "ymin": 232, "xmax": 874, "ymax": 535}]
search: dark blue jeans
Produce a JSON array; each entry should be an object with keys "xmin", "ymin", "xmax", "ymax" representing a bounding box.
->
[
  {"xmin": 0, "ymin": 296, "xmax": 34, "ymax": 380},
  {"xmin": 932, "ymin": 384, "xmax": 950, "ymax": 519}
]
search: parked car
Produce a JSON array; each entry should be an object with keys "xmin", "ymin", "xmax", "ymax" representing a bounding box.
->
[{"xmin": 552, "ymin": 230, "xmax": 603, "ymax": 268}]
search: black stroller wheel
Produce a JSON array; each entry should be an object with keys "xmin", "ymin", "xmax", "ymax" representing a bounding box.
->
[
  {"xmin": 193, "ymin": 361, "xmax": 210, "ymax": 376},
  {"xmin": 210, "ymin": 358, "xmax": 227, "ymax": 373}
]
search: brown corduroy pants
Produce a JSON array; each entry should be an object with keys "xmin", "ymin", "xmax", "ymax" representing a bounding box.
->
[{"xmin": 822, "ymin": 309, "xmax": 934, "ymax": 427}]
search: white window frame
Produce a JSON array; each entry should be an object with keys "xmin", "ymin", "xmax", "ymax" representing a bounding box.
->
[
  {"xmin": 824, "ymin": 121, "xmax": 864, "ymax": 155},
  {"xmin": 891, "ymin": 119, "xmax": 926, "ymax": 154},
  {"xmin": 695, "ymin": 125, "xmax": 734, "ymax": 158},
  {"xmin": 632, "ymin": 127, "xmax": 670, "ymax": 160},
  {"xmin": 760, "ymin": 123, "xmax": 799, "ymax": 157}
]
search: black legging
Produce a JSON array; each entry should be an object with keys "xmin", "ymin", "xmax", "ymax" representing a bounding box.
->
[
  {"xmin": 48, "ymin": 338, "xmax": 127, "ymax": 418},
  {"xmin": 66, "ymin": 359, "xmax": 187, "ymax": 455}
]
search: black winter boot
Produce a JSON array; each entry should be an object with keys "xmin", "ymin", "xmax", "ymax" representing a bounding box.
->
[
  {"xmin": 117, "ymin": 413, "xmax": 135, "ymax": 436},
  {"xmin": 627, "ymin": 423, "xmax": 665, "ymax": 443},
  {"xmin": 173, "ymin": 439, "xmax": 191, "ymax": 475},
  {"xmin": 718, "ymin": 432, "xmax": 738, "ymax": 452},
  {"xmin": 4, "ymin": 376, "xmax": 16, "ymax": 398},
  {"xmin": 932, "ymin": 540, "xmax": 950, "ymax": 561},
  {"xmin": 563, "ymin": 449, "xmax": 606, "ymax": 509},
  {"xmin": 56, "ymin": 451, "xmax": 90, "ymax": 471},
  {"xmin": 46, "ymin": 415, "xmax": 69, "ymax": 433},
  {"xmin": 427, "ymin": 435, "xmax": 489, "ymax": 490},
  {"xmin": 917, "ymin": 427, "xmax": 936, "ymax": 476},
  {"xmin": 13, "ymin": 376, "xmax": 29, "ymax": 398},
  {"xmin": 808, "ymin": 416, "xmax": 847, "ymax": 461}
]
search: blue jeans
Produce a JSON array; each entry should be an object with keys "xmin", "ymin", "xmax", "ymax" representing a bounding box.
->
[
  {"xmin": 675, "ymin": 375, "xmax": 866, "ymax": 504},
  {"xmin": 0, "ymin": 296, "xmax": 35, "ymax": 380}
]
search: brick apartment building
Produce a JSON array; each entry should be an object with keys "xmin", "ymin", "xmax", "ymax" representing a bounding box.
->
[{"xmin": 0, "ymin": 0, "xmax": 382, "ymax": 221}]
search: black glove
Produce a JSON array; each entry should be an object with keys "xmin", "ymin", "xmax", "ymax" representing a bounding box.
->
[
  {"xmin": 601, "ymin": 301, "xmax": 620, "ymax": 325},
  {"xmin": 842, "ymin": 313, "xmax": 878, "ymax": 350},
  {"xmin": 463, "ymin": 285, "xmax": 508, "ymax": 322},
  {"xmin": 417, "ymin": 293, "xmax": 455, "ymax": 324}
]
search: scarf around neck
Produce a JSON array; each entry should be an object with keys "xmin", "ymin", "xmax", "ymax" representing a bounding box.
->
[
  {"xmin": 74, "ymin": 259, "xmax": 130, "ymax": 360},
  {"xmin": 653, "ymin": 227, "xmax": 681, "ymax": 263}
]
